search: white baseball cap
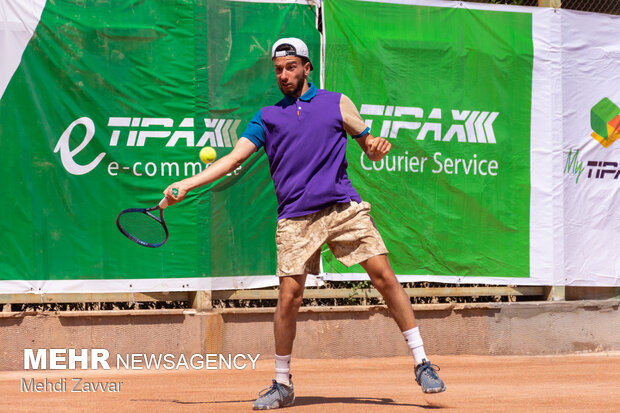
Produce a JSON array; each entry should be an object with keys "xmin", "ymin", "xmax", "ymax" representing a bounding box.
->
[{"xmin": 272, "ymin": 37, "xmax": 313, "ymax": 70}]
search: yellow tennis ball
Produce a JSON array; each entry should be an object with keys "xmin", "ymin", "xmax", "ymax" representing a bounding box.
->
[{"xmin": 199, "ymin": 146, "xmax": 217, "ymax": 163}]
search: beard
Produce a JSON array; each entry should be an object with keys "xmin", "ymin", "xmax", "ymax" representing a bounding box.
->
[{"xmin": 278, "ymin": 72, "xmax": 306, "ymax": 97}]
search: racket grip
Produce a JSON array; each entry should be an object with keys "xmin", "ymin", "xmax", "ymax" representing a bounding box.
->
[{"xmin": 159, "ymin": 188, "xmax": 177, "ymax": 209}]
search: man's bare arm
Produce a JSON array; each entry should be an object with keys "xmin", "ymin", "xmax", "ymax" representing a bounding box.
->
[{"xmin": 163, "ymin": 137, "xmax": 257, "ymax": 205}]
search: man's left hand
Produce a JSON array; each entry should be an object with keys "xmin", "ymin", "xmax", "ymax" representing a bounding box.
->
[{"xmin": 365, "ymin": 136, "xmax": 391, "ymax": 161}]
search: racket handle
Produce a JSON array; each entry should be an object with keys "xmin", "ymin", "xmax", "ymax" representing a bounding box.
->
[{"xmin": 159, "ymin": 188, "xmax": 178, "ymax": 209}]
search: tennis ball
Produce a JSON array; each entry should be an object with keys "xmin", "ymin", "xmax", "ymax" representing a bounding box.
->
[{"xmin": 199, "ymin": 146, "xmax": 217, "ymax": 163}]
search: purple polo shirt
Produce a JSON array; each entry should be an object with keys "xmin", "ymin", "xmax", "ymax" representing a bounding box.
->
[{"xmin": 242, "ymin": 83, "xmax": 370, "ymax": 220}]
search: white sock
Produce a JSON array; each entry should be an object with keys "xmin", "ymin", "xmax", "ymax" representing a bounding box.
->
[
  {"xmin": 403, "ymin": 327, "xmax": 427, "ymax": 366},
  {"xmin": 274, "ymin": 354, "xmax": 291, "ymax": 386}
]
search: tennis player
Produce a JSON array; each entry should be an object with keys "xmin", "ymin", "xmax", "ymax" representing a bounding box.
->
[{"xmin": 164, "ymin": 37, "xmax": 445, "ymax": 410}]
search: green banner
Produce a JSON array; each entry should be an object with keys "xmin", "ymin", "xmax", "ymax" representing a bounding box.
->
[
  {"xmin": 0, "ymin": 0, "xmax": 320, "ymax": 281},
  {"xmin": 323, "ymin": 0, "xmax": 533, "ymax": 278}
]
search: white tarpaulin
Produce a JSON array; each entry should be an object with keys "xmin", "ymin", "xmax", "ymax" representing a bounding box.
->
[{"xmin": 561, "ymin": 10, "xmax": 620, "ymax": 286}]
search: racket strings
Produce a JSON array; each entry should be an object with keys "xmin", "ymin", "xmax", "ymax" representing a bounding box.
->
[{"xmin": 117, "ymin": 211, "xmax": 167, "ymax": 246}]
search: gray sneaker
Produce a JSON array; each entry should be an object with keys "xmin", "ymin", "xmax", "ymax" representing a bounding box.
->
[
  {"xmin": 415, "ymin": 359, "xmax": 446, "ymax": 393},
  {"xmin": 253, "ymin": 378, "xmax": 295, "ymax": 410}
]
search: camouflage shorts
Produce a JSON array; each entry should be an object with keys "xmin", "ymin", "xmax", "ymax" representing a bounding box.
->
[{"xmin": 275, "ymin": 201, "xmax": 389, "ymax": 276}]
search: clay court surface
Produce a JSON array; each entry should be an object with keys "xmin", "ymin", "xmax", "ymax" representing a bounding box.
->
[{"xmin": 2, "ymin": 354, "xmax": 619, "ymax": 412}]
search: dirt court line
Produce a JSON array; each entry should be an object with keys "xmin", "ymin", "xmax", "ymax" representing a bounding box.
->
[{"xmin": 2, "ymin": 354, "xmax": 619, "ymax": 412}]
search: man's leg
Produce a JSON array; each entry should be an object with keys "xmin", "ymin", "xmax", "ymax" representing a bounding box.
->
[
  {"xmin": 359, "ymin": 254, "xmax": 415, "ymax": 331},
  {"xmin": 360, "ymin": 254, "xmax": 446, "ymax": 393},
  {"xmin": 253, "ymin": 274, "xmax": 306, "ymax": 410},
  {"xmin": 274, "ymin": 274, "xmax": 307, "ymax": 357}
]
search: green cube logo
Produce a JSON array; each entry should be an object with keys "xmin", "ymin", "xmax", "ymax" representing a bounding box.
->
[{"xmin": 591, "ymin": 98, "xmax": 620, "ymax": 148}]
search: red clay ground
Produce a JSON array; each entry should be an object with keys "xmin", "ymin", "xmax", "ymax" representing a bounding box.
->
[{"xmin": 1, "ymin": 354, "xmax": 619, "ymax": 412}]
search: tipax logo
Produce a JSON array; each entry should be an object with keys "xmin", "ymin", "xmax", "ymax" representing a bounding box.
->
[
  {"xmin": 54, "ymin": 116, "xmax": 241, "ymax": 175},
  {"xmin": 360, "ymin": 105, "xmax": 499, "ymax": 143},
  {"xmin": 564, "ymin": 98, "xmax": 620, "ymax": 184},
  {"xmin": 106, "ymin": 117, "xmax": 242, "ymax": 148}
]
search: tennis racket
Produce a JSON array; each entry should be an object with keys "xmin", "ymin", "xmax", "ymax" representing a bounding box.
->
[{"xmin": 116, "ymin": 188, "xmax": 177, "ymax": 248}]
